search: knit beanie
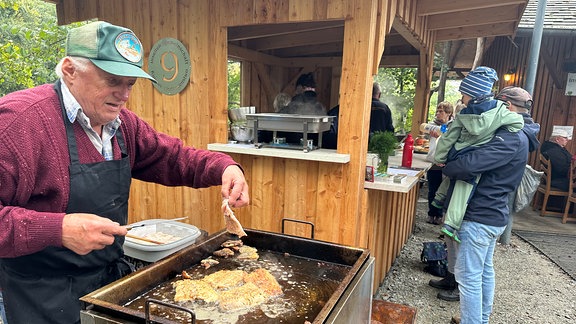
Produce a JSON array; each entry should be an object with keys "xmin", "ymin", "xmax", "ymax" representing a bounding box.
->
[{"xmin": 459, "ymin": 66, "xmax": 498, "ymax": 99}]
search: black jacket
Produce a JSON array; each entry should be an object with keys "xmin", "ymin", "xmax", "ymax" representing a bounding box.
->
[
  {"xmin": 540, "ymin": 140, "xmax": 572, "ymax": 190},
  {"xmin": 322, "ymin": 100, "xmax": 394, "ymax": 149}
]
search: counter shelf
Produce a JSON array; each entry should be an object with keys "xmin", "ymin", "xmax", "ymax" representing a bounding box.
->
[
  {"xmin": 365, "ymin": 152, "xmax": 432, "ymax": 193},
  {"xmin": 208, "ymin": 142, "xmax": 350, "ymax": 163}
]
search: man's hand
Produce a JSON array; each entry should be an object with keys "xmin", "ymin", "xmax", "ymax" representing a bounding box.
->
[
  {"xmin": 62, "ymin": 213, "xmax": 128, "ymax": 255},
  {"xmin": 221, "ymin": 165, "xmax": 250, "ymax": 207}
]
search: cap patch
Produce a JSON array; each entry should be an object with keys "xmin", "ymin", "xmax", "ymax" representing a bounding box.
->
[{"xmin": 115, "ymin": 32, "xmax": 143, "ymax": 63}]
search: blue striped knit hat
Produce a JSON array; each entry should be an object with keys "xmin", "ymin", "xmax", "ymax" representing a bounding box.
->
[{"xmin": 459, "ymin": 66, "xmax": 498, "ymax": 99}]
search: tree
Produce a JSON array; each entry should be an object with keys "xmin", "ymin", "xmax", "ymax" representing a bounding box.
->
[
  {"xmin": 375, "ymin": 67, "xmax": 417, "ymax": 134},
  {"xmin": 227, "ymin": 60, "xmax": 241, "ymax": 107},
  {"xmin": 0, "ymin": 0, "xmax": 76, "ymax": 96}
]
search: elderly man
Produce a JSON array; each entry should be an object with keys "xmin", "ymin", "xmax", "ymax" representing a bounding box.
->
[
  {"xmin": 0, "ymin": 21, "xmax": 249, "ymax": 324},
  {"xmin": 494, "ymin": 87, "xmax": 541, "ymax": 245},
  {"xmin": 540, "ymin": 128, "xmax": 573, "ymax": 191}
]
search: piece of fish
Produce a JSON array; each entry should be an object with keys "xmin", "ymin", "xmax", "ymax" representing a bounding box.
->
[
  {"xmin": 172, "ymin": 268, "xmax": 283, "ymax": 313},
  {"xmin": 213, "ymin": 247, "xmax": 235, "ymax": 258},
  {"xmin": 222, "ymin": 198, "xmax": 247, "ymax": 238},
  {"xmin": 221, "ymin": 239, "xmax": 243, "ymax": 248},
  {"xmin": 200, "ymin": 257, "xmax": 220, "ymax": 269},
  {"xmin": 237, "ymin": 245, "xmax": 259, "ymax": 260}
]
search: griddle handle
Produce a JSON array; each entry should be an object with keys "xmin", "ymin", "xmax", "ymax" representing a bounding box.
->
[
  {"xmin": 145, "ymin": 298, "xmax": 196, "ymax": 324},
  {"xmin": 281, "ymin": 218, "xmax": 315, "ymax": 239}
]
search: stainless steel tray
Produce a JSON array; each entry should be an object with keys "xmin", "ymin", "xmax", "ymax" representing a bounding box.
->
[{"xmin": 245, "ymin": 113, "xmax": 334, "ymax": 133}]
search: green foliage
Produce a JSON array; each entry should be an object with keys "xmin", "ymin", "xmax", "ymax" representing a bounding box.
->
[
  {"xmin": 374, "ymin": 67, "xmax": 417, "ymax": 134},
  {"xmin": 0, "ymin": 0, "xmax": 77, "ymax": 96},
  {"xmin": 428, "ymin": 79, "xmax": 461, "ymax": 121},
  {"xmin": 227, "ymin": 60, "xmax": 241, "ymax": 108},
  {"xmin": 368, "ymin": 131, "xmax": 398, "ymax": 173}
]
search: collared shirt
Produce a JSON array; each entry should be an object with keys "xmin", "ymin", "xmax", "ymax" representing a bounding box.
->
[{"xmin": 60, "ymin": 81, "xmax": 121, "ymax": 161}]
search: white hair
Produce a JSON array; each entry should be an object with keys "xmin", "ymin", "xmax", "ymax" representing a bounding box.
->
[{"xmin": 54, "ymin": 56, "xmax": 92, "ymax": 78}]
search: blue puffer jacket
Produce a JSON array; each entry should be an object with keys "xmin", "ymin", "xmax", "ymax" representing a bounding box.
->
[
  {"xmin": 442, "ymin": 125, "xmax": 529, "ymax": 227},
  {"xmin": 518, "ymin": 112, "xmax": 540, "ymax": 153}
]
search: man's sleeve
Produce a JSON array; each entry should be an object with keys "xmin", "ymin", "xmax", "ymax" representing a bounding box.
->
[{"xmin": 443, "ymin": 130, "xmax": 522, "ymax": 181}]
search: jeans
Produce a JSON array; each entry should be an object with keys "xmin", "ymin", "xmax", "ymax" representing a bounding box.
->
[
  {"xmin": 0, "ymin": 291, "xmax": 6, "ymax": 324},
  {"xmin": 446, "ymin": 238, "xmax": 459, "ymax": 274},
  {"xmin": 427, "ymin": 168, "xmax": 444, "ymax": 217},
  {"xmin": 454, "ymin": 220, "xmax": 506, "ymax": 324}
]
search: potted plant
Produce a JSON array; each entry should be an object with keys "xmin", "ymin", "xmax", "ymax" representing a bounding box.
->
[{"xmin": 368, "ymin": 131, "xmax": 398, "ymax": 173}]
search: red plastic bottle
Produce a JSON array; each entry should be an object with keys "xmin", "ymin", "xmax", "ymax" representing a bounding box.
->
[{"xmin": 402, "ymin": 134, "xmax": 414, "ymax": 168}]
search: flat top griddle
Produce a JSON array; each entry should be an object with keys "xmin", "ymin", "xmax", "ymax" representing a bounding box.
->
[
  {"xmin": 81, "ymin": 229, "xmax": 370, "ymax": 324},
  {"xmin": 124, "ymin": 249, "xmax": 349, "ymax": 323}
]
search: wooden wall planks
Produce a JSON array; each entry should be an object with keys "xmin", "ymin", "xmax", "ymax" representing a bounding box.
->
[{"xmin": 485, "ymin": 34, "xmax": 576, "ymax": 167}]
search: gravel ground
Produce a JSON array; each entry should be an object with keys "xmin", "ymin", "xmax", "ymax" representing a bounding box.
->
[{"xmin": 374, "ymin": 188, "xmax": 576, "ymax": 324}]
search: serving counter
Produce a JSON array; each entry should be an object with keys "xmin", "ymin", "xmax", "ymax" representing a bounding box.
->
[{"xmin": 363, "ymin": 153, "xmax": 432, "ymax": 285}]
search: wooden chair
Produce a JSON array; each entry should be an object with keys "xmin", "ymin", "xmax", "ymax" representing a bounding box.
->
[
  {"xmin": 531, "ymin": 154, "xmax": 569, "ymax": 217},
  {"xmin": 562, "ymin": 159, "xmax": 576, "ymax": 223}
]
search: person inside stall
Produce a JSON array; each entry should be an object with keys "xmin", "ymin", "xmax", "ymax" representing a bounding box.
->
[
  {"xmin": 323, "ymin": 82, "xmax": 394, "ymax": 149},
  {"xmin": 259, "ymin": 73, "xmax": 325, "ymax": 146},
  {"xmin": 279, "ymin": 73, "xmax": 326, "ymax": 115},
  {"xmin": 0, "ymin": 21, "xmax": 249, "ymax": 324}
]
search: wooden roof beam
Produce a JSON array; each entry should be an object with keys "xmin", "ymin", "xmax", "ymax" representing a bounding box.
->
[
  {"xmin": 243, "ymin": 26, "xmax": 344, "ymax": 51},
  {"xmin": 227, "ymin": 20, "xmax": 344, "ymax": 41},
  {"xmin": 228, "ymin": 44, "xmax": 341, "ymax": 67},
  {"xmin": 380, "ymin": 55, "xmax": 419, "ymax": 67},
  {"xmin": 417, "ymin": 0, "xmax": 527, "ymax": 16},
  {"xmin": 272, "ymin": 42, "xmax": 343, "ymax": 57},
  {"xmin": 435, "ymin": 22, "xmax": 516, "ymax": 41},
  {"xmin": 391, "ymin": 19, "xmax": 422, "ymax": 51},
  {"xmin": 427, "ymin": 5, "xmax": 522, "ymax": 30}
]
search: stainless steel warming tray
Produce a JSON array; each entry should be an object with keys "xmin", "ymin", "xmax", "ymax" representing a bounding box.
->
[
  {"xmin": 245, "ymin": 113, "xmax": 335, "ymax": 152},
  {"xmin": 80, "ymin": 229, "xmax": 373, "ymax": 324},
  {"xmin": 245, "ymin": 113, "xmax": 334, "ymax": 133}
]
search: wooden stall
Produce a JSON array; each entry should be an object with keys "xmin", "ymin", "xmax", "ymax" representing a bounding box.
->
[{"xmin": 46, "ymin": 0, "xmax": 528, "ymax": 288}]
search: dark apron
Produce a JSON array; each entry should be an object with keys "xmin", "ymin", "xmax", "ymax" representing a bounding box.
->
[{"xmin": 0, "ymin": 81, "xmax": 132, "ymax": 324}]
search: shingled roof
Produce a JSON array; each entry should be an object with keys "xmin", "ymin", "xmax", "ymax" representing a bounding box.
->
[{"xmin": 519, "ymin": 0, "xmax": 576, "ymax": 30}]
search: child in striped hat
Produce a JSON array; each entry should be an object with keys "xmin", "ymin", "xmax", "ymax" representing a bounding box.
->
[{"xmin": 432, "ymin": 66, "xmax": 524, "ymax": 242}]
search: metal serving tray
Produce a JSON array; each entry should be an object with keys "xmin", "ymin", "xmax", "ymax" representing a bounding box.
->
[
  {"xmin": 246, "ymin": 113, "xmax": 334, "ymax": 152},
  {"xmin": 245, "ymin": 113, "xmax": 334, "ymax": 133}
]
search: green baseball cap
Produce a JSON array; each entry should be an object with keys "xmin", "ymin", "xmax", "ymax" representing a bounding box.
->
[{"xmin": 66, "ymin": 21, "xmax": 156, "ymax": 82}]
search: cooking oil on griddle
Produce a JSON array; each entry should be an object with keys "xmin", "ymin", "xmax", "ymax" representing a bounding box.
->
[{"xmin": 123, "ymin": 248, "xmax": 350, "ymax": 323}]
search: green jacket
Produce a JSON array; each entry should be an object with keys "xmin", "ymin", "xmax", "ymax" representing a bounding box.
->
[{"xmin": 435, "ymin": 101, "xmax": 524, "ymax": 163}]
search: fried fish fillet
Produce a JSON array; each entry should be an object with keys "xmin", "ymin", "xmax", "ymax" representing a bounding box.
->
[
  {"xmin": 222, "ymin": 199, "xmax": 247, "ymax": 238},
  {"xmin": 172, "ymin": 268, "xmax": 283, "ymax": 312},
  {"xmin": 202, "ymin": 269, "xmax": 245, "ymax": 290},
  {"xmin": 218, "ymin": 282, "xmax": 268, "ymax": 312},
  {"xmin": 236, "ymin": 245, "xmax": 259, "ymax": 260},
  {"xmin": 173, "ymin": 279, "xmax": 219, "ymax": 303},
  {"xmin": 243, "ymin": 268, "xmax": 283, "ymax": 296}
]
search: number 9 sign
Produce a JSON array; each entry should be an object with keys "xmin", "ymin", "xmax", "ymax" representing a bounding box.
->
[{"xmin": 148, "ymin": 38, "xmax": 191, "ymax": 95}]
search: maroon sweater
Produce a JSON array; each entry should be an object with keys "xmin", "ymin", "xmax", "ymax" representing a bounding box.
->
[{"xmin": 0, "ymin": 84, "xmax": 238, "ymax": 257}]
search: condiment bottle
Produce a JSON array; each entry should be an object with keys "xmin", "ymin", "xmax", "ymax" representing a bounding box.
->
[
  {"xmin": 419, "ymin": 123, "xmax": 447, "ymax": 134},
  {"xmin": 402, "ymin": 134, "xmax": 414, "ymax": 168}
]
